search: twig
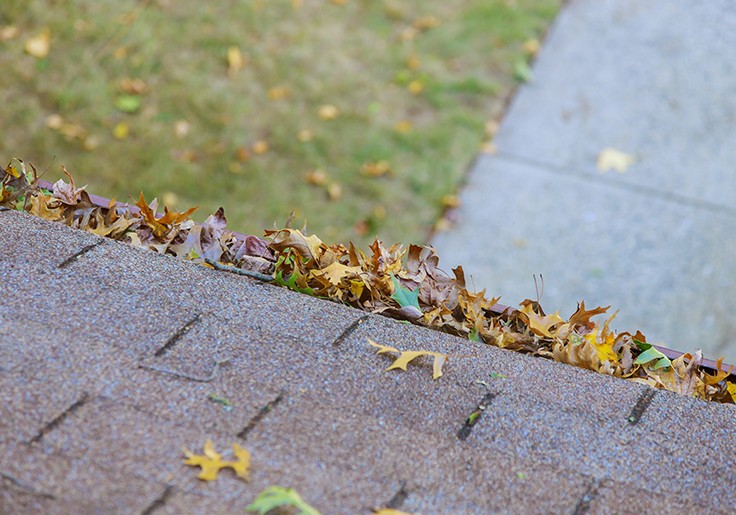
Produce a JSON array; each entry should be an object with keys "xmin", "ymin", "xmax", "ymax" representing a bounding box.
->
[{"xmin": 204, "ymin": 258, "xmax": 273, "ymax": 283}]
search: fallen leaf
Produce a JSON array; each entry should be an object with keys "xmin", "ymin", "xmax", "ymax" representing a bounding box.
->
[
  {"xmin": 252, "ymin": 140, "xmax": 269, "ymax": 155},
  {"xmin": 297, "ymin": 129, "xmax": 313, "ymax": 142},
  {"xmin": 318, "ymin": 104, "xmax": 340, "ymax": 120},
  {"xmin": 727, "ymin": 381, "xmax": 736, "ymax": 403},
  {"xmin": 247, "ymin": 486, "xmax": 320, "ymax": 515},
  {"xmin": 227, "ymin": 45, "xmax": 245, "ymax": 76},
  {"xmin": 523, "ymin": 38, "xmax": 540, "ymax": 56},
  {"xmin": 267, "ymin": 86, "xmax": 289, "ymax": 100},
  {"xmin": 513, "ymin": 59, "xmax": 533, "ymax": 83},
  {"xmin": 408, "ymin": 80, "xmax": 424, "ymax": 94},
  {"xmin": 394, "ymin": 120, "xmax": 413, "ymax": 133},
  {"xmin": 519, "ymin": 302, "xmax": 564, "ymax": 338},
  {"xmin": 119, "ymin": 77, "xmax": 147, "ymax": 94},
  {"xmin": 390, "ymin": 275, "xmax": 420, "ymax": 311},
  {"xmin": 0, "ymin": 25, "xmax": 19, "ymax": 41},
  {"xmin": 174, "ymin": 120, "xmax": 190, "ymax": 138},
  {"xmin": 113, "ymin": 122, "xmax": 129, "ymax": 139},
  {"xmin": 305, "ymin": 169, "xmax": 328, "ymax": 186},
  {"xmin": 368, "ymin": 339, "xmax": 447, "ymax": 379},
  {"xmin": 361, "ymin": 161, "xmax": 392, "ymax": 177},
  {"xmin": 597, "ymin": 148, "xmax": 635, "ymax": 173},
  {"xmin": 182, "ymin": 440, "xmax": 250, "ymax": 481},
  {"xmin": 114, "ymin": 95, "xmax": 141, "ymax": 113},
  {"xmin": 326, "ymin": 182, "xmax": 342, "ymax": 201},
  {"xmin": 24, "ymin": 29, "xmax": 50, "ymax": 58}
]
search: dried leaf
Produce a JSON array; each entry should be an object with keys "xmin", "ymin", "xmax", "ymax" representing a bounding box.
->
[
  {"xmin": 24, "ymin": 29, "xmax": 50, "ymax": 58},
  {"xmin": 182, "ymin": 440, "xmax": 250, "ymax": 481},
  {"xmin": 227, "ymin": 46, "xmax": 245, "ymax": 76},
  {"xmin": 519, "ymin": 302, "xmax": 564, "ymax": 338},
  {"xmin": 597, "ymin": 148, "xmax": 635, "ymax": 173},
  {"xmin": 369, "ymin": 339, "xmax": 447, "ymax": 379}
]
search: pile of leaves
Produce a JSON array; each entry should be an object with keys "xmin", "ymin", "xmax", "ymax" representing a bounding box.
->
[{"xmin": 2, "ymin": 160, "xmax": 735, "ymax": 404}]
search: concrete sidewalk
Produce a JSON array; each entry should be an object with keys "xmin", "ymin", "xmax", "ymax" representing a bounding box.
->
[{"xmin": 432, "ymin": 0, "xmax": 736, "ymax": 362}]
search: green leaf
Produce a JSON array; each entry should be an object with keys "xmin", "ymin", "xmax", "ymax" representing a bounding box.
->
[
  {"xmin": 489, "ymin": 372, "xmax": 507, "ymax": 380},
  {"xmin": 390, "ymin": 275, "xmax": 420, "ymax": 310},
  {"xmin": 246, "ymin": 486, "xmax": 321, "ymax": 515},
  {"xmin": 114, "ymin": 95, "xmax": 141, "ymax": 113},
  {"xmin": 272, "ymin": 269, "xmax": 315, "ymax": 295},
  {"xmin": 468, "ymin": 327, "xmax": 480, "ymax": 342},
  {"xmin": 633, "ymin": 347, "xmax": 672, "ymax": 370},
  {"xmin": 513, "ymin": 59, "xmax": 533, "ymax": 83},
  {"xmin": 208, "ymin": 393, "xmax": 233, "ymax": 411}
]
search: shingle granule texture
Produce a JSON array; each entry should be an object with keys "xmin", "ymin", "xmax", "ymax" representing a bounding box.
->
[{"xmin": 1, "ymin": 209, "xmax": 734, "ymax": 514}]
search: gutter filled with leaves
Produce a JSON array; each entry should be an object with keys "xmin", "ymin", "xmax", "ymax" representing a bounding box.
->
[{"xmin": 2, "ymin": 159, "xmax": 735, "ymax": 404}]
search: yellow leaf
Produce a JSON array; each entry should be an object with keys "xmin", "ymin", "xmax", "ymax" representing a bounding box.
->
[
  {"xmin": 305, "ymin": 169, "xmax": 328, "ymax": 186},
  {"xmin": 597, "ymin": 147, "xmax": 636, "ymax": 173},
  {"xmin": 252, "ymin": 140, "xmax": 269, "ymax": 155},
  {"xmin": 318, "ymin": 104, "xmax": 340, "ymax": 120},
  {"xmin": 727, "ymin": 381, "xmax": 736, "ymax": 403},
  {"xmin": 406, "ymin": 54, "xmax": 420, "ymax": 70},
  {"xmin": 584, "ymin": 329, "xmax": 618, "ymax": 363},
  {"xmin": 267, "ymin": 86, "xmax": 289, "ymax": 100},
  {"xmin": 311, "ymin": 261, "xmax": 361, "ymax": 286},
  {"xmin": 369, "ymin": 340, "xmax": 447, "ymax": 380},
  {"xmin": 361, "ymin": 161, "xmax": 392, "ymax": 177},
  {"xmin": 367, "ymin": 339, "xmax": 399, "ymax": 355},
  {"xmin": 297, "ymin": 129, "xmax": 313, "ymax": 142},
  {"xmin": 24, "ymin": 28, "xmax": 50, "ymax": 58},
  {"xmin": 394, "ymin": 120, "xmax": 412, "ymax": 133},
  {"xmin": 227, "ymin": 46, "xmax": 245, "ymax": 76},
  {"xmin": 408, "ymin": 80, "xmax": 423, "ymax": 94},
  {"xmin": 183, "ymin": 440, "xmax": 250, "ymax": 481},
  {"xmin": 523, "ymin": 38, "xmax": 541, "ymax": 56},
  {"xmin": 387, "ymin": 350, "xmax": 447, "ymax": 379},
  {"xmin": 113, "ymin": 122, "xmax": 129, "ymax": 140}
]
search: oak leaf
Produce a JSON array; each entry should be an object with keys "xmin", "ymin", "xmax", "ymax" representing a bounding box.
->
[
  {"xmin": 182, "ymin": 440, "xmax": 250, "ymax": 481},
  {"xmin": 266, "ymin": 228, "xmax": 323, "ymax": 264},
  {"xmin": 368, "ymin": 339, "xmax": 447, "ymax": 379}
]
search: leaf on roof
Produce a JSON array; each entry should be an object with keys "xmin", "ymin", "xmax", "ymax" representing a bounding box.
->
[
  {"xmin": 182, "ymin": 440, "xmax": 250, "ymax": 481},
  {"xmin": 368, "ymin": 339, "xmax": 447, "ymax": 379},
  {"xmin": 519, "ymin": 301, "xmax": 564, "ymax": 338},
  {"xmin": 246, "ymin": 486, "xmax": 321, "ymax": 515}
]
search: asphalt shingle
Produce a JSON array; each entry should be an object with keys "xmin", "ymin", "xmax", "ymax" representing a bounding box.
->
[{"xmin": 1, "ymin": 209, "xmax": 734, "ymax": 514}]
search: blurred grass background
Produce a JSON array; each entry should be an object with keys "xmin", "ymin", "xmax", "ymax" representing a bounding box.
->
[{"xmin": 0, "ymin": 0, "xmax": 560, "ymax": 246}]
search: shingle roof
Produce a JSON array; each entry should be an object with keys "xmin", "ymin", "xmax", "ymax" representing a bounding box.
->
[{"xmin": 1, "ymin": 209, "xmax": 734, "ymax": 514}]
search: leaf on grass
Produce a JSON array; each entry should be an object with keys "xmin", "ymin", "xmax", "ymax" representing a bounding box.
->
[
  {"xmin": 182, "ymin": 440, "xmax": 250, "ymax": 481},
  {"xmin": 114, "ymin": 95, "xmax": 141, "ymax": 113},
  {"xmin": 247, "ymin": 486, "xmax": 321, "ymax": 515},
  {"xmin": 597, "ymin": 148, "xmax": 636, "ymax": 173},
  {"xmin": 227, "ymin": 46, "xmax": 245, "ymax": 76},
  {"xmin": 24, "ymin": 29, "xmax": 50, "ymax": 58},
  {"xmin": 368, "ymin": 338, "xmax": 447, "ymax": 379}
]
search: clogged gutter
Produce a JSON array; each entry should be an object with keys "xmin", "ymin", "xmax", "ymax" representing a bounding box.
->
[{"xmin": 2, "ymin": 160, "xmax": 735, "ymax": 404}]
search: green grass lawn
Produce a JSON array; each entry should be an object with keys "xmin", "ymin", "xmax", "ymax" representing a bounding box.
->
[{"xmin": 1, "ymin": 0, "xmax": 560, "ymax": 246}]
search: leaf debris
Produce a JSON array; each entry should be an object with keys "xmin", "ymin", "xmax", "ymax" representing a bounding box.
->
[{"xmin": 3, "ymin": 165, "xmax": 734, "ymax": 404}]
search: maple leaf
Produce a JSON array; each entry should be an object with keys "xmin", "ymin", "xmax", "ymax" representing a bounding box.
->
[
  {"xmin": 247, "ymin": 486, "xmax": 321, "ymax": 515},
  {"xmin": 519, "ymin": 301, "xmax": 564, "ymax": 338},
  {"xmin": 310, "ymin": 261, "xmax": 361, "ymax": 287},
  {"xmin": 182, "ymin": 440, "xmax": 250, "ymax": 481},
  {"xmin": 135, "ymin": 192, "xmax": 197, "ymax": 239},
  {"xmin": 568, "ymin": 301, "xmax": 609, "ymax": 331},
  {"xmin": 368, "ymin": 339, "xmax": 447, "ymax": 379}
]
